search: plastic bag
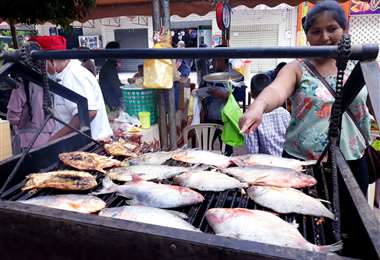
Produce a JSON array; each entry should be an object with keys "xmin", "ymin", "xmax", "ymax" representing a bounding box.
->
[
  {"xmin": 221, "ymin": 87, "xmax": 244, "ymax": 147},
  {"xmin": 143, "ymin": 29, "xmax": 174, "ymax": 89}
]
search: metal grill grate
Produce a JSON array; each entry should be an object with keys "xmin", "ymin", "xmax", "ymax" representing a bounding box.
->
[{"xmin": 1, "ymin": 146, "xmax": 337, "ymax": 248}]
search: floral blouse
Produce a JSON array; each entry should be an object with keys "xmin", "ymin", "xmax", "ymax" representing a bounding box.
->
[{"xmin": 284, "ymin": 62, "xmax": 371, "ymax": 161}]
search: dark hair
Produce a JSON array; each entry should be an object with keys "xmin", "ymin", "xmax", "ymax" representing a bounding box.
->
[
  {"xmin": 250, "ymin": 73, "xmax": 272, "ymax": 98},
  {"xmin": 105, "ymin": 41, "xmax": 120, "ymax": 49},
  {"xmin": 137, "ymin": 64, "xmax": 143, "ymax": 69},
  {"xmin": 303, "ymin": 0, "xmax": 347, "ymax": 33}
]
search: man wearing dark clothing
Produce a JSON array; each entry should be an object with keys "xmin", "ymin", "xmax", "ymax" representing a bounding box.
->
[{"xmin": 99, "ymin": 41, "xmax": 123, "ymax": 112}]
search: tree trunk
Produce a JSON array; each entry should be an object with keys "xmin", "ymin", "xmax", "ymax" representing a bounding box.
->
[{"xmin": 9, "ymin": 19, "xmax": 19, "ymax": 49}]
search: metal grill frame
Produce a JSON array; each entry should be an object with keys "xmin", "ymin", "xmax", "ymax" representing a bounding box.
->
[{"xmin": 0, "ymin": 45, "xmax": 379, "ymax": 259}]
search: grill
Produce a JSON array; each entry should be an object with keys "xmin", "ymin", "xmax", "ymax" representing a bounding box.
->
[
  {"xmin": 0, "ymin": 143, "xmax": 347, "ymax": 259},
  {"xmin": 1, "ymin": 44, "xmax": 379, "ymax": 259}
]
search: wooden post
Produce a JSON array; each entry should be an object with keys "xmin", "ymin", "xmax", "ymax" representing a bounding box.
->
[
  {"xmin": 152, "ymin": 0, "xmax": 169, "ymax": 151},
  {"xmin": 161, "ymin": 0, "xmax": 177, "ymax": 150},
  {"xmin": 9, "ymin": 19, "xmax": 19, "ymax": 49}
]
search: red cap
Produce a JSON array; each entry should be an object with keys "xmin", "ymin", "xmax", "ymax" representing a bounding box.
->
[{"xmin": 29, "ymin": 36, "xmax": 67, "ymax": 51}]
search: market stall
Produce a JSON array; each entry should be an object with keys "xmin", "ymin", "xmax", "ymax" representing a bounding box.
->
[{"xmin": 0, "ymin": 42, "xmax": 379, "ymax": 259}]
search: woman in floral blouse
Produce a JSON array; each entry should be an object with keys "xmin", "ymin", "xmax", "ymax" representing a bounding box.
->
[{"xmin": 240, "ymin": 0, "xmax": 371, "ymax": 195}]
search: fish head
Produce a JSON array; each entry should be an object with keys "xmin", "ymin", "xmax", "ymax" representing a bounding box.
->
[{"xmin": 297, "ymin": 174, "xmax": 317, "ymax": 187}]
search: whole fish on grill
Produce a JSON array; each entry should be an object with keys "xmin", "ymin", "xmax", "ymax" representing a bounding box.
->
[
  {"xmin": 107, "ymin": 165, "xmax": 190, "ymax": 182},
  {"xmin": 174, "ymin": 170, "xmax": 246, "ymax": 191},
  {"xmin": 22, "ymin": 170, "xmax": 97, "ymax": 191},
  {"xmin": 99, "ymin": 206, "xmax": 199, "ymax": 232},
  {"xmin": 206, "ymin": 208, "xmax": 342, "ymax": 253},
  {"xmin": 19, "ymin": 194, "xmax": 106, "ymax": 213},
  {"xmin": 232, "ymin": 154, "xmax": 316, "ymax": 171},
  {"xmin": 247, "ymin": 186, "xmax": 334, "ymax": 219},
  {"xmin": 59, "ymin": 151, "xmax": 121, "ymax": 173},
  {"xmin": 171, "ymin": 150, "xmax": 232, "ymax": 168},
  {"xmin": 93, "ymin": 177, "xmax": 204, "ymax": 208},
  {"xmin": 222, "ymin": 166, "xmax": 317, "ymax": 188},
  {"xmin": 104, "ymin": 139, "xmax": 141, "ymax": 158},
  {"xmin": 128, "ymin": 150, "xmax": 179, "ymax": 165}
]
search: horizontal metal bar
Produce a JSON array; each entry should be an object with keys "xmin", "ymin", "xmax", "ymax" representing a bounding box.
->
[{"xmin": 19, "ymin": 44, "xmax": 378, "ymax": 61}]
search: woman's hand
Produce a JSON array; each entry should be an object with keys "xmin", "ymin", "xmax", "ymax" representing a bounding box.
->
[{"xmin": 239, "ymin": 100, "xmax": 266, "ymax": 134}]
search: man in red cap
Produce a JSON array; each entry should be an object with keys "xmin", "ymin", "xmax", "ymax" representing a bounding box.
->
[{"xmin": 29, "ymin": 36, "xmax": 112, "ymax": 141}]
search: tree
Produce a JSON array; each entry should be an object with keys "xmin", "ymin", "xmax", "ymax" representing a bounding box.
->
[{"xmin": 0, "ymin": 0, "xmax": 96, "ymax": 48}]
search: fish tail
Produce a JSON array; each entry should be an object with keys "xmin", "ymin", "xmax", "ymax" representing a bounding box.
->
[
  {"xmin": 230, "ymin": 158, "xmax": 246, "ymax": 167},
  {"xmin": 316, "ymin": 241, "xmax": 343, "ymax": 253},
  {"xmin": 92, "ymin": 177, "xmax": 117, "ymax": 195}
]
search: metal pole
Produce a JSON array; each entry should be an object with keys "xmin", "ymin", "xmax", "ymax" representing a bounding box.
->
[
  {"xmin": 161, "ymin": 0, "xmax": 177, "ymax": 150},
  {"xmin": 152, "ymin": 0, "xmax": 168, "ymax": 151},
  {"xmin": 22, "ymin": 45, "xmax": 379, "ymax": 61}
]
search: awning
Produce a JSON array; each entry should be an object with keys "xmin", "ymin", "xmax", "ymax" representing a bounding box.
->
[{"xmin": 89, "ymin": 0, "xmax": 349, "ymax": 19}]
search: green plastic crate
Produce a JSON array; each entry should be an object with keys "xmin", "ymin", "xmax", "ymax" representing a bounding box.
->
[{"xmin": 121, "ymin": 86, "xmax": 158, "ymax": 124}]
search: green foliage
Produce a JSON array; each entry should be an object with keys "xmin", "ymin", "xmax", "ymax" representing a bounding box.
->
[{"xmin": 0, "ymin": 0, "xmax": 96, "ymax": 26}]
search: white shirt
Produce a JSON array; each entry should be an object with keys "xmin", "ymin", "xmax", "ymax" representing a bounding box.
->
[{"xmin": 53, "ymin": 60, "xmax": 113, "ymax": 140}]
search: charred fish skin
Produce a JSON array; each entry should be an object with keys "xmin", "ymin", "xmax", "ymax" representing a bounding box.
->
[
  {"xmin": 247, "ymin": 186, "xmax": 335, "ymax": 219},
  {"xmin": 222, "ymin": 166, "xmax": 317, "ymax": 188},
  {"xmin": 22, "ymin": 171, "xmax": 98, "ymax": 191},
  {"xmin": 19, "ymin": 194, "xmax": 106, "ymax": 213},
  {"xmin": 205, "ymin": 208, "xmax": 342, "ymax": 253},
  {"xmin": 59, "ymin": 151, "xmax": 121, "ymax": 173},
  {"xmin": 99, "ymin": 206, "xmax": 200, "ymax": 232},
  {"xmin": 174, "ymin": 171, "xmax": 246, "ymax": 192},
  {"xmin": 94, "ymin": 177, "xmax": 204, "ymax": 208}
]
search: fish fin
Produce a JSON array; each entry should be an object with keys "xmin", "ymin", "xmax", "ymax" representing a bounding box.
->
[
  {"xmin": 240, "ymin": 188, "xmax": 247, "ymax": 195},
  {"xmin": 301, "ymin": 160, "xmax": 317, "ymax": 166},
  {"xmin": 318, "ymin": 199, "xmax": 332, "ymax": 205},
  {"xmin": 316, "ymin": 241, "xmax": 343, "ymax": 253},
  {"xmin": 165, "ymin": 210, "xmax": 188, "ymax": 219},
  {"xmin": 190, "ymin": 164, "xmax": 210, "ymax": 171},
  {"xmin": 230, "ymin": 158, "xmax": 246, "ymax": 167},
  {"xmin": 124, "ymin": 198, "xmax": 141, "ymax": 205},
  {"xmin": 96, "ymin": 167, "xmax": 107, "ymax": 174},
  {"xmin": 291, "ymin": 219, "xmax": 299, "ymax": 229}
]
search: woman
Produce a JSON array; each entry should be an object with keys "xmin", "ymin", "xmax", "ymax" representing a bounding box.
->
[{"xmin": 239, "ymin": 0, "xmax": 371, "ymax": 195}]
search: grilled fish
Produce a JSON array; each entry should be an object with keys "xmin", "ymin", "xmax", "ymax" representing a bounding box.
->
[
  {"xmin": 206, "ymin": 208, "xmax": 342, "ymax": 253},
  {"xmin": 172, "ymin": 150, "xmax": 231, "ymax": 168},
  {"xmin": 107, "ymin": 165, "xmax": 189, "ymax": 182},
  {"xmin": 222, "ymin": 166, "xmax": 317, "ymax": 188},
  {"xmin": 104, "ymin": 139, "xmax": 141, "ymax": 158},
  {"xmin": 174, "ymin": 170, "xmax": 246, "ymax": 191},
  {"xmin": 99, "ymin": 206, "xmax": 199, "ymax": 232},
  {"xmin": 19, "ymin": 194, "xmax": 106, "ymax": 213},
  {"xmin": 93, "ymin": 177, "xmax": 204, "ymax": 208},
  {"xmin": 128, "ymin": 151, "xmax": 178, "ymax": 165},
  {"xmin": 247, "ymin": 186, "xmax": 334, "ymax": 219},
  {"xmin": 59, "ymin": 151, "xmax": 121, "ymax": 173},
  {"xmin": 22, "ymin": 170, "xmax": 97, "ymax": 191},
  {"xmin": 232, "ymin": 154, "xmax": 316, "ymax": 171}
]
